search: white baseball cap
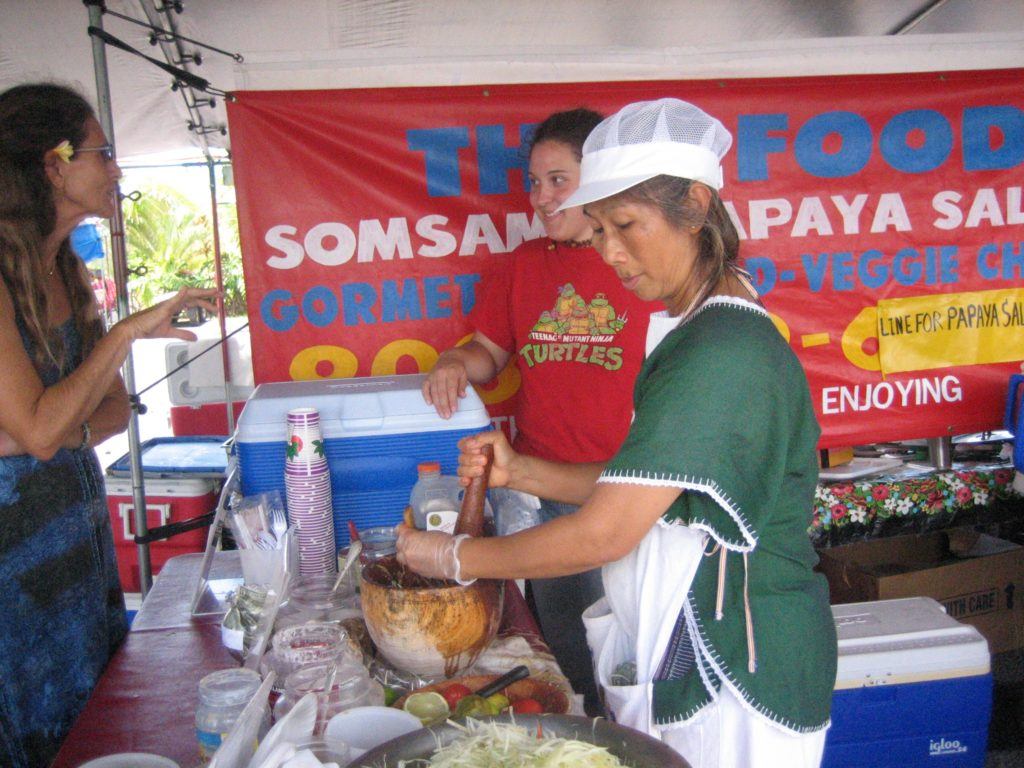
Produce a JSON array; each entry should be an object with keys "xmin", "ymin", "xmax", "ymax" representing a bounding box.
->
[{"xmin": 558, "ymin": 97, "xmax": 732, "ymax": 210}]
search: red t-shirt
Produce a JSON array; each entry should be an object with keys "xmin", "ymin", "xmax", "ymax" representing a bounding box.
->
[{"xmin": 472, "ymin": 238, "xmax": 658, "ymax": 463}]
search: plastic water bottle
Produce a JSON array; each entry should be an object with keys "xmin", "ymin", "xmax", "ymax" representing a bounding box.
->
[{"xmin": 409, "ymin": 461, "xmax": 462, "ymax": 534}]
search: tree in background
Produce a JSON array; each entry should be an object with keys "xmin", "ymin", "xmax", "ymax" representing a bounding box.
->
[{"xmin": 123, "ymin": 183, "xmax": 246, "ymax": 316}]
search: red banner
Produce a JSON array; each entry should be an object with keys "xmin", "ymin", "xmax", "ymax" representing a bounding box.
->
[{"xmin": 227, "ymin": 70, "xmax": 1024, "ymax": 447}]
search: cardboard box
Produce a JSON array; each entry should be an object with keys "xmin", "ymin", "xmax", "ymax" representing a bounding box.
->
[
  {"xmin": 818, "ymin": 446, "xmax": 854, "ymax": 468},
  {"xmin": 818, "ymin": 530, "xmax": 1024, "ymax": 653}
]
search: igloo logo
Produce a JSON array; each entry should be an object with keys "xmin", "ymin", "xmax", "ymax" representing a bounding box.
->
[{"xmin": 929, "ymin": 737, "xmax": 968, "ymax": 756}]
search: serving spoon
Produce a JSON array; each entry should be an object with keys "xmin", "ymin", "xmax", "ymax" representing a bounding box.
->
[{"xmin": 332, "ymin": 538, "xmax": 363, "ymax": 593}]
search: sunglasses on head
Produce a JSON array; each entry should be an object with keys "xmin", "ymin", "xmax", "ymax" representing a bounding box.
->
[{"xmin": 74, "ymin": 144, "xmax": 115, "ymax": 162}]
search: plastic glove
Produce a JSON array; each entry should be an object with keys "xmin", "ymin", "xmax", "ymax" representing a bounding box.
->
[{"xmin": 396, "ymin": 526, "xmax": 474, "ymax": 584}]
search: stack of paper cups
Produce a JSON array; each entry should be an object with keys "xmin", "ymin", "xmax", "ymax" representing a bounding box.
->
[{"xmin": 285, "ymin": 407, "xmax": 337, "ymax": 578}]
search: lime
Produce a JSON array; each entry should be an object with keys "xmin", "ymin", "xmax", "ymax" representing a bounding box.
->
[
  {"xmin": 383, "ymin": 686, "xmax": 401, "ymax": 707},
  {"xmin": 453, "ymin": 694, "xmax": 493, "ymax": 719},
  {"xmin": 403, "ymin": 691, "xmax": 450, "ymax": 725},
  {"xmin": 485, "ymin": 693, "xmax": 510, "ymax": 713}
]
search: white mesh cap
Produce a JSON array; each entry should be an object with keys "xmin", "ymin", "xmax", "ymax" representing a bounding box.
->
[{"xmin": 558, "ymin": 98, "xmax": 732, "ymax": 210}]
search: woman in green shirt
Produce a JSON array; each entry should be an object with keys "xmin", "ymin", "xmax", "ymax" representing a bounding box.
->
[{"xmin": 397, "ymin": 98, "xmax": 837, "ymax": 768}]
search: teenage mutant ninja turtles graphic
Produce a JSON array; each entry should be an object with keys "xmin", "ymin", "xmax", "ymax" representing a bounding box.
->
[
  {"xmin": 552, "ymin": 283, "xmax": 586, "ymax": 324},
  {"xmin": 588, "ymin": 293, "xmax": 625, "ymax": 334},
  {"xmin": 532, "ymin": 310, "xmax": 565, "ymax": 334},
  {"xmin": 530, "ymin": 284, "xmax": 627, "ymax": 337}
]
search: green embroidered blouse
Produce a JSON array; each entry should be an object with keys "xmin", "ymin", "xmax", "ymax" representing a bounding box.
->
[{"xmin": 600, "ymin": 298, "xmax": 837, "ymax": 733}]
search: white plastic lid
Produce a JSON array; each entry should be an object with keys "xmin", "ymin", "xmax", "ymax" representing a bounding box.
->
[{"xmin": 235, "ymin": 373, "xmax": 490, "ymax": 443}]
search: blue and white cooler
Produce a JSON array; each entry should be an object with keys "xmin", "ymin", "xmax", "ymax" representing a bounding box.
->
[
  {"xmin": 823, "ymin": 596, "xmax": 992, "ymax": 768},
  {"xmin": 233, "ymin": 373, "xmax": 492, "ymax": 548}
]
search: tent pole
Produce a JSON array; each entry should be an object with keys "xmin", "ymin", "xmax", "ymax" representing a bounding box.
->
[
  {"xmin": 207, "ymin": 159, "xmax": 235, "ymax": 434},
  {"xmin": 86, "ymin": 2, "xmax": 153, "ymax": 597}
]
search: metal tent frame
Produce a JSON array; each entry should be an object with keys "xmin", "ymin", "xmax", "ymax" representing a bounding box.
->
[{"xmin": 85, "ymin": 0, "xmax": 237, "ymax": 596}]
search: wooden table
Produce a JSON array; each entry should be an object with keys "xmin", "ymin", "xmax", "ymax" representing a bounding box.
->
[{"xmin": 52, "ymin": 552, "xmax": 544, "ymax": 768}]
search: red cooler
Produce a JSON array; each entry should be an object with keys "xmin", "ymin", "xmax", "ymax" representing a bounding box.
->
[
  {"xmin": 169, "ymin": 401, "xmax": 245, "ymax": 437},
  {"xmin": 105, "ymin": 476, "xmax": 218, "ymax": 593}
]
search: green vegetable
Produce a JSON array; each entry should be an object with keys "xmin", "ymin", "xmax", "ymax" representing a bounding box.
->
[
  {"xmin": 411, "ymin": 720, "xmax": 624, "ymax": 767},
  {"xmin": 485, "ymin": 693, "xmax": 510, "ymax": 713},
  {"xmin": 452, "ymin": 694, "xmax": 492, "ymax": 719}
]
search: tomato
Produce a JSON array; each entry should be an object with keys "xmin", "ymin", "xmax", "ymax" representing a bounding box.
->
[
  {"xmin": 441, "ymin": 683, "xmax": 473, "ymax": 710},
  {"xmin": 511, "ymin": 697, "xmax": 544, "ymax": 714}
]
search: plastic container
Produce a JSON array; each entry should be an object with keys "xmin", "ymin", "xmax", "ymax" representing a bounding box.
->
[
  {"xmin": 194, "ymin": 668, "xmax": 267, "ymax": 762},
  {"xmin": 233, "ymin": 373, "xmax": 492, "ymax": 548},
  {"xmin": 288, "ymin": 739, "xmax": 352, "ymax": 765},
  {"xmin": 106, "ymin": 475, "xmax": 217, "ymax": 592},
  {"xmin": 278, "ymin": 574, "xmax": 359, "ymax": 626},
  {"xmin": 823, "ymin": 597, "xmax": 992, "ymax": 768},
  {"xmin": 324, "ymin": 706, "xmax": 422, "ymax": 757},
  {"xmin": 491, "ymin": 488, "xmax": 542, "ymax": 536},
  {"xmin": 409, "ymin": 461, "xmax": 462, "ymax": 534},
  {"xmin": 275, "ymin": 660, "xmax": 385, "ymax": 732},
  {"xmin": 359, "ymin": 527, "xmax": 398, "ymax": 563}
]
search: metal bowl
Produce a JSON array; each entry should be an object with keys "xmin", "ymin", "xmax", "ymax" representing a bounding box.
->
[{"xmin": 346, "ymin": 713, "xmax": 691, "ymax": 767}]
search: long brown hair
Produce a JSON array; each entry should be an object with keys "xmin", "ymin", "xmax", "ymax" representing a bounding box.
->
[{"xmin": 0, "ymin": 83, "xmax": 104, "ymax": 371}]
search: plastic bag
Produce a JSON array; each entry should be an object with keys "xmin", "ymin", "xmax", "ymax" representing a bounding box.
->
[{"xmin": 491, "ymin": 488, "xmax": 542, "ymax": 536}]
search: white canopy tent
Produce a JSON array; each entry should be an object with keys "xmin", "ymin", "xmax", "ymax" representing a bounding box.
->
[
  {"xmin": 1, "ymin": 0, "xmax": 1023, "ymax": 164},
  {"xmin": 2, "ymin": 0, "xmax": 1023, "ymax": 594}
]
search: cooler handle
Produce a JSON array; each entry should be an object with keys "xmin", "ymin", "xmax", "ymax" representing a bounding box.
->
[
  {"xmin": 1005, "ymin": 374, "xmax": 1024, "ymax": 434},
  {"xmin": 118, "ymin": 502, "xmax": 171, "ymax": 541},
  {"xmin": 1005, "ymin": 374, "xmax": 1024, "ymax": 472}
]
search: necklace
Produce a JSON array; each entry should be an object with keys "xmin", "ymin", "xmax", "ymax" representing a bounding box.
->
[{"xmin": 556, "ymin": 238, "xmax": 592, "ymax": 249}]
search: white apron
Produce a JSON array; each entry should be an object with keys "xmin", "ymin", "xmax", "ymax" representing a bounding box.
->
[{"xmin": 581, "ymin": 520, "xmax": 706, "ymax": 737}]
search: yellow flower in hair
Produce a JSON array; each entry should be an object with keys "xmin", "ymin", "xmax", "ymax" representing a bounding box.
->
[{"xmin": 53, "ymin": 140, "xmax": 74, "ymax": 163}]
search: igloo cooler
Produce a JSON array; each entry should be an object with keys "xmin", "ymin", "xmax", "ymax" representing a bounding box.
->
[
  {"xmin": 233, "ymin": 373, "xmax": 492, "ymax": 548},
  {"xmin": 106, "ymin": 475, "xmax": 218, "ymax": 593},
  {"xmin": 822, "ymin": 597, "xmax": 992, "ymax": 768}
]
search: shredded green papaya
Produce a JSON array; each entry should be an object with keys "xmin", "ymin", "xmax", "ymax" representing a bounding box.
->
[{"xmin": 397, "ymin": 720, "xmax": 624, "ymax": 767}]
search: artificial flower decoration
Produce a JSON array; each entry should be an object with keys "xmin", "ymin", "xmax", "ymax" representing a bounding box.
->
[{"xmin": 52, "ymin": 140, "xmax": 74, "ymax": 163}]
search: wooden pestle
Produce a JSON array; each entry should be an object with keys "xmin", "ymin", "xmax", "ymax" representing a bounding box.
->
[{"xmin": 453, "ymin": 443, "xmax": 493, "ymax": 538}]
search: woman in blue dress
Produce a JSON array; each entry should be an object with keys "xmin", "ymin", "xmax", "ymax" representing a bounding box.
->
[{"xmin": 0, "ymin": 83, "xmax": 218, "ymax": 768}]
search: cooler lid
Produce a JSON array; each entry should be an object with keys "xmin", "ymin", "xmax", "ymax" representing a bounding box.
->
[
  {"xmin": 234, "ymin": 373, "xmax": 490, "ymax": 442},
  {"xmin": 105, "ymin": 475, "xmax": 217, "ymax": 496},
  {"xmin": 106, "ymin": 436, "xmax": 229, "ymax": 478},
  {"xmin": 833, "ymin": 597, "xmax": 990, "ymax": 689}
]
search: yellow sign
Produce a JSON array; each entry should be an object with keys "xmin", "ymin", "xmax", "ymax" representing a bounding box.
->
[{"xmin": 876, "ymin": 288, "xmax": 1024, "ymax": 375}]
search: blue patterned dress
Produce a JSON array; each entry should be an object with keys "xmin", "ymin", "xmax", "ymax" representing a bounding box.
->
[{"xmin": 0, "ymin": 318, "xmax": 127, "ymax": 768}]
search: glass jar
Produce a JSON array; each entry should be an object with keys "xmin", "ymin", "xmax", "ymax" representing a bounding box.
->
[
  {"xmin": 280, "ymin": 574, "xmax": 359, "ymax": 625},
  {"xmin": 275, "ymin": 660, "xmax": 385, "ymax": 732},
  {"xmin": 274, "ymin": 621, "xmax": 348, "ymax": 666},
  {"xmin": 195, "ymin": 667, "xmax": 267, "ymax": 762},
  {"xmin": 261, "ymin": 620, "xmax": 361, "ymax": 687},
  {"xmin": 359, "ymin": 526, "xmax": 397, "ymax": 563}
]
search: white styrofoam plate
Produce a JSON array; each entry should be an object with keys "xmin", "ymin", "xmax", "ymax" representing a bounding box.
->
[
  {"xmin": 78, "ymin": 754, "xmax": 179, "ymax": 768},
  {"xmin": 819, "ymin": 456, "xmax": 904, "ymax": 481}
]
